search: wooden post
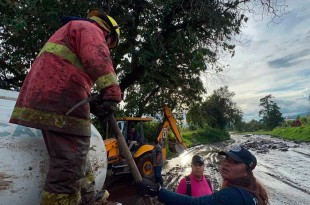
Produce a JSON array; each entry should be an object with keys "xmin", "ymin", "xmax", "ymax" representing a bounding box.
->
[{"xmin": 108, "ymin": 115, "xmax": 153, "ymax": 205}]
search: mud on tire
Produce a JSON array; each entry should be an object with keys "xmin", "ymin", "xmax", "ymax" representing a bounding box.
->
[{"xmin": 136, "ymin": 153, "xmax": 154, "ymax": 181}]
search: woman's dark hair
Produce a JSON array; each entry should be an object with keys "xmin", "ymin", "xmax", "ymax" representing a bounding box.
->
[{"xmin": 222, "ymin": 169, "xmax": 269, "ymax": 205}]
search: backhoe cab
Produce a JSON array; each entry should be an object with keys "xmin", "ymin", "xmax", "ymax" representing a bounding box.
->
[{"xmin": 103, "ymin": 106, "xmax": 187, "ymax": 180}]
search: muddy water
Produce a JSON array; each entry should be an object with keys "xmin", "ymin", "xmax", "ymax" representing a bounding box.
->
[
  {"xmin": 163, "ymin": 134, "xmax": 310, "ymax": 205},
  {"xmin": 244, "ymin": 135, "xmax": 310, "ymax": 205},
  {"xmin": 105, "ymin": 134, "xmax": 310, "ymax": 205}
]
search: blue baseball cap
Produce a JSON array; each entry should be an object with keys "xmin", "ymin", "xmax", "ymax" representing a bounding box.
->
[{"xmin": 219, "ymin": 145, "xmax": 257, "ymax": 170}]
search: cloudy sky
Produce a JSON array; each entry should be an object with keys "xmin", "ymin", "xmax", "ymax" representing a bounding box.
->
[{"xmin": 206, "ymin": 0, "xmax": 310, "ymax": 122}]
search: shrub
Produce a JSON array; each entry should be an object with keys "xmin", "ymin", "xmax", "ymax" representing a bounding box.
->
[
  {"xmin": 143, "ymin": 121, "xmax": 162, "ymax": 143},
  {"xmin": 181, "ymin": 125, "xmax": 230, "ymax": 146}
]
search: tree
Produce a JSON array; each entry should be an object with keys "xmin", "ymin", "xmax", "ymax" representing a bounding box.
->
[
  {"xmin": 247, "ymin": 119, "xmax": 263, "ymax": 131},
  {"xmin": 187, "ymin": 86, "xmax": 243, "ymax": 129},
  {"xmin": 259, "ymin": 94, "xmax": 284, "ymax": 130},
  {"xmin": 0, "ymin": 0, "xmax": 287, "ymax": 115},
  {"xmin": 186, "ymin": 104, "xmax": 205, "ymax": 128}
]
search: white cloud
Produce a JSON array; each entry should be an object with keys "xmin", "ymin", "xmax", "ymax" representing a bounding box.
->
[{"xmin": 206, "ymin": 0, "xmax": 310, "ymax": 122}]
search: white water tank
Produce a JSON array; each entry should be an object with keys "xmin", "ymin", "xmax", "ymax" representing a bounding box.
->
[{"xmin": 0, "ymin": 89, "xmax": 107, "ymax": 205}]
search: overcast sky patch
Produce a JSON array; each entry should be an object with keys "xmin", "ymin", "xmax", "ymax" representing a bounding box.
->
[
  {"xmin": 207, "ymin": 0, "xmax": 310, "ymax": 122},
  {"xmin": 268, "ymin": 48, "xmax": 310, "ymax": 68}
]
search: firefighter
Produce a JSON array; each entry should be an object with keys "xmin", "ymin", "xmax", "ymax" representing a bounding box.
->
[{"xmin": 9, "ymin": 9, "xmax": 121, "ymax": 204}]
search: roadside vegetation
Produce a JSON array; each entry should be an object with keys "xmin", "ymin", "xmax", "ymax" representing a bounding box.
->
[
  {"xmin": 181, "ymin": 126, "xmax": 230, "ymax": 147},
  {"xmin": 180, "ymin": 93, "xmax": 310, "ymax": 147},
  {"xmin": 231, "ymin": 95, "xmax": 310, "ymax": 142},
  {"xmin": 143, "ymin": 121, "xmax": 229, "ymax": 147},
  {"xmin": 254, "ymin": 116, "xmax": 310, "ymax": 142}
]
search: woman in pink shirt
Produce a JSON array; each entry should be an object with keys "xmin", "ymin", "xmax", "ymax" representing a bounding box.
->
[{"xmin": 176, "ymin": 155, "xmax": 213, "ymax": 197}]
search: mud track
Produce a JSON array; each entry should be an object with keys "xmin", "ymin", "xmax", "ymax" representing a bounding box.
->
[{"xmin": 105, "ymin": 134, "xmax": 310, "ymax": 205}]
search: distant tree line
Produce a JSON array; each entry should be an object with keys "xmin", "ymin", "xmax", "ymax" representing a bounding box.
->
[{"xmin": 186, "ymin": 92, "xmax": 285, "ymax": 132}]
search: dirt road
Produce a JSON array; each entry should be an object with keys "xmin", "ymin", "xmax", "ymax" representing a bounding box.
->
[{"xmin": 106, "ymin": 134, "xmax": 310, "ymax": 205}]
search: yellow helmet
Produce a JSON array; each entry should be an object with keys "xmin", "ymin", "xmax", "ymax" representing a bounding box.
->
[{"xmin": 87, "ymin": 9, "xmax": 120, "ymax": 49}]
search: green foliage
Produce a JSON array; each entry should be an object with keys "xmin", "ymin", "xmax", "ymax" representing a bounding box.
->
[
  {"xmin": 253, "ymin": 116, "xmax": 310, "ymax": 142},
  {"xmin": 182, "ymin": 125, "xmax": 230, "ymax": 147},
  {"xmin": 300, "ymin": 116, "xmax": 309, "ymax": 125},
  {"xmin": 186, "ymin": 86, "xmax": 243, "ymax": 130},
  {"xmin": 233, "ymin": 119, "xmax": 264, "ymax": 132},
  {"xmin": 143, "ymin": 121, "xmax": 162, "ymax": 143},
  {"xmin": 186, "ymin": 104, "xmax": 205, "ymax": 128},
  {"xmin": 0, "ymin": 0, "xmax": 287, "ymax": 116},
  {"xmin": 259, "ymin": 94, "xmax": 284, "ymax": 130},
  {"xmin": 0, "ymin": 0, "xmax": 93, "ymax": 89},
  {"xmin": 256, "ymin": 126, "xmax": 310, "ymax": 142},
  {"xmin": 91, "ymin": 117, "xmax": 105, "ymax": 137}
]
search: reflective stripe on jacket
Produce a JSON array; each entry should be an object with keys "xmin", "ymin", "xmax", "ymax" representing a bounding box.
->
[
  {"xmin": 10, "ymin": 20, "xmax": 121, "ymax": 136},
  {"xmin": 37, "ymin": 42, "xmax": 119, "ymax": 91}
]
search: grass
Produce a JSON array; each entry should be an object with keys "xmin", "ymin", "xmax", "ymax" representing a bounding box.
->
[
  {"xmin": 181, "ymin": 126, "xmax": 230, "ymax": 147},
  {"xmin": 165, "ymin": 126, "xmax": 230, "ymax": 159},
  {"xmin": 255, "ymin": 126, "xmax": 310, "ymax": 142}
]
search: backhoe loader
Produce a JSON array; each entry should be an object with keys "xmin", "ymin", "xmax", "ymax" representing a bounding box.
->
[{"xmin": 103, "ymin": 106, "xmax": 187, "ymax": 180}]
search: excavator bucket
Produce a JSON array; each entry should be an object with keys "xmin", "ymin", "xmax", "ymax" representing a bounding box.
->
[
  {"xmin": 168, "ymin": 140, "xmax": 186, "ymax": 154},
  {"xmin": 175, "ymin": 142, "xmax": 187, "ymax": 154}
]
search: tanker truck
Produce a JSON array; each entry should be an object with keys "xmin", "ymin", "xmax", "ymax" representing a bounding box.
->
[{"xmin": 0, "ymin": 89, "xmax": 108, "ymax": 205}]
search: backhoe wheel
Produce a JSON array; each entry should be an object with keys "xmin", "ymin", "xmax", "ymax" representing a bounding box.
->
[{"xmin": 137, "ymin": 153, "xmax": 154, "ymax": 181}]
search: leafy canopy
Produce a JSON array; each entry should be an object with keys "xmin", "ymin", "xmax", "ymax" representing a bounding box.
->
[
  {"xmin": 0, "ymin": 0, "xmax": 287, "ymax": 115},
  {"xmin": 259, "ymin": 94, "xmax": 284, "ymax": 130},
  {"xmin": 187, "ymin": 86, "xmax": 243, "ymax": 130}
]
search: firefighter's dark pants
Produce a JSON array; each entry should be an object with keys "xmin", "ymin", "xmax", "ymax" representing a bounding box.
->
[{"xmin": 41, "ymin": 130, "xmax": 95, "ymax": 205}]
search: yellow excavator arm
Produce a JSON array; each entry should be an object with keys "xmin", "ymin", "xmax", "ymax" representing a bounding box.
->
[{"xmin": 157, "ymin": 106, "xmax": 187, "ymax": 158}]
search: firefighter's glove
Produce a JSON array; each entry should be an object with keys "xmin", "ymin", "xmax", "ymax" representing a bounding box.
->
[
  {"xmin": 136, "ymin": 178, "xmax": 160, "ymax": 197},
  {"xmin": 101, "ymin": 100, "xmax": 118, "ymax": 112},
  {"xmin": 90, "ymin": 100, "xmax": 118, "ymax": 121}
]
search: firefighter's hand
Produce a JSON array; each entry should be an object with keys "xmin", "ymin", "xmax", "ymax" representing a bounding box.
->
[
  {"xmin": 100, "ymin": 100, "xmax": 118, "ymax": 112},
  {"xmin": 90, "ymin": 100, "xmax": 118, "ymax": 121},
  {"xmin": 136, "ymin": 179, "xmax": 160, "ymax": 197}
]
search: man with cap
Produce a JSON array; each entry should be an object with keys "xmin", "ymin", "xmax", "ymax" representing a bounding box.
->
[
  {"xmin": 176, "ymin": 155, "xmax": 213, "ymax": 197},
  {"xmin": 152, "ymin": 138, "xmax": 164, "ymax": 186},
  {"xmin": 137, "ymin": 145, "xmax": 269, "ymax": 205}
]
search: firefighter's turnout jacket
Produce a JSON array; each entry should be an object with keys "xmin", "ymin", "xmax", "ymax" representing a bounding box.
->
[{"xmin": 10, "ymin": 20, "xmax": 121, "ymax": 136}]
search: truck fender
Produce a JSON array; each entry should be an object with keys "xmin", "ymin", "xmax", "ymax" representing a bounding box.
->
[{"xmin": 133, "ymin": 144, "xmax": 154, "ymax": 158}]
